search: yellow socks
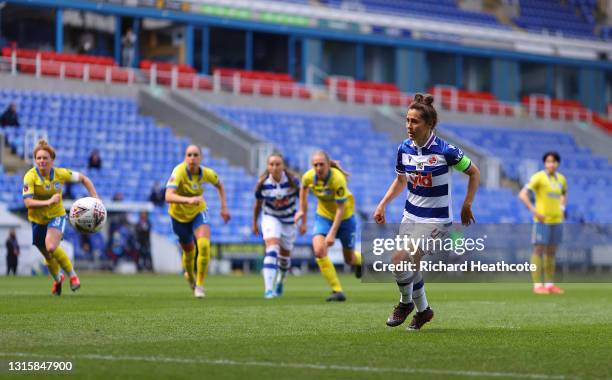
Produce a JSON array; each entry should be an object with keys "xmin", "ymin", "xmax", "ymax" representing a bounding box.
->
[
  {"xmin": 196, "ymin": 237, "xmax": 210, "ymax": 287},
  {"xmin": 52, "ymin": 247, "xmax": 75, "ymax": 277},
  {"xmin": 46, "ymin": 257, "xmax": 61, "ymax": 281},
  {"xmin": 182, "ymin": 246, "xmax": 196, "ymax": 285},
  {"xmin": 531, "ymin": 253, "xmax": 543, "ymax": 284},
  {"xmin": 353, "ymin": 251, "xmax": 362, "ymax": 266},
  {"xmin": 315, "ymin": 256, "xmax": 342, "ymax": 293},
  {"xmin": 543, "ymin": 254, "xmax": 556, "ymax": 284}
]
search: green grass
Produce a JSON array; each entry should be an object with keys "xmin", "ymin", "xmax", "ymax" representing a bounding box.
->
[{"xmin": 1, "ymin": 274, "xmax": 611, "ymax": 379}]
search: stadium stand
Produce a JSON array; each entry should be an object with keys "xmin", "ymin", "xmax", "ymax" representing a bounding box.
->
[
  {"xmin": 207, "ymin": 105, "xmax": 534, "ymax": 224},
  {"xmin": 320, "ymin": 0, "xmax": 505, "ymax": 28},
  {"xmin": 513, "ymin": 0, "xmax": 596, "ymax": 38},
  {"xmin": 445, "ymin": 124, "xmax": 612, "ymax": 222},
  {"xmin": 0, "ymin": 89, "xmax": 266, "ymax": 255}
]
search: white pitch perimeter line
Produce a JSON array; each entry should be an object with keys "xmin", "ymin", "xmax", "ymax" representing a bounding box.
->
[{"xmin": 0, "ymin": 352, "xmax": 575, "ymax": 380}]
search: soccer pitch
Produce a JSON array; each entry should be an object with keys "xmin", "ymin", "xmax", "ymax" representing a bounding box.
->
[{"xmin": 1, "ymin": 274, "xmax": 611, "ymax": 379}]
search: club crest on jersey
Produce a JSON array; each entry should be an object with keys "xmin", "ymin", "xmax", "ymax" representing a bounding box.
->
[
  {"xmin": 44, "ymin": 183, "xmax": 51, "ymax": 191},
  {"xmin": 428, "ymin": 156, "xmax": 437, "ymax": 165},
  {"xmin": 191, "ymin": 183, "xmax": 199, "ymax": 190},
  {"xmin": 402, "ymin": 153, "xmax": 411, "ymax": 165}
]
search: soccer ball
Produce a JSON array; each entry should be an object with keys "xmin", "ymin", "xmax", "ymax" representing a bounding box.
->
[{"xmin": 69, "ymin": 197, "xmax": 107, "ymax": 233}]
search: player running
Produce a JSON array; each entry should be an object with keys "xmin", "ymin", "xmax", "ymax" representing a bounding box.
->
[
  {"xmin": 295, "ymin": 151, "xmax": 362, "ymax": 302},
  {"xmin": 165, "ymin": 145, "xmax": 230, "ymax": 298},
  {"xmin": 374, "ymin": 93, "xmax": 480, "ymax": 330},
  {"xmin": 252, "ymin": 153, "xmax": 299, "ymax": 299},
  {"xmin": 23, "ymin": 139, "xmax": 99, "ymax": 295},
  {"xmin": 518, "ymin": 151, "xmax": 567, "ymax": 295}
]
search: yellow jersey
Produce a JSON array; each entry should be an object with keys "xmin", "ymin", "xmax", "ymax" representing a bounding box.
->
[
  {"xmin": 22, "ymin": 167, "xmax": 78, "ymax": 225},
  {"xmin": 302, "ymin": 167, "xmax": 354, "ymax": 220},
  {"xmin": 166, "ymin": 162, "xmax": 219, "ymax": 223},
  {"xmin": 526, "ymin": 170, "xmax": 567, "ymax": 224}
]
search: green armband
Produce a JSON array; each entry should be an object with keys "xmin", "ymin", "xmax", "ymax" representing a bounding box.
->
[{"xmin": 454, "ymin": 155, "xmax": 471, "ymax": 172}]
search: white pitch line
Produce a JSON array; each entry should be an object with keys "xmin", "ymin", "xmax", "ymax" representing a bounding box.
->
[{"xmin": 0, "ymin": 352, "xmax": 576, "ymax": 380}]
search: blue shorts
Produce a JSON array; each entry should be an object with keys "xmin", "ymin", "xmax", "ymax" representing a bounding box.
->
[
  {"xmin": 171, "ymin": 212, "xmax": 209, "ymax": 244},
  {"xmin": 532, "ymin": 223, "xmax": 563, "ymax": 246},
  {"xmin": 32, "ymin": 216, "xmax": 67, "ymax": 250},
  {"xmin": 313, "ymin": 214, "xmax": 356, "ymax": 250}
]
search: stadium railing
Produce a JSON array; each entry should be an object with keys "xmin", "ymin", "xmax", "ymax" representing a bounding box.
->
[{"xmin": 2, "ymin": 52, "xmax": 611, "ymax": 131}]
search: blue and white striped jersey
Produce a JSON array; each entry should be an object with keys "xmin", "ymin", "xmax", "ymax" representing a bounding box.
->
[
  {"xmin": 395, "ymin": 133, "xmax": 472, "ymax": 224},
  {"xmin": 255, "ymin": 172, "xmax": 299, "ymax": 224}
]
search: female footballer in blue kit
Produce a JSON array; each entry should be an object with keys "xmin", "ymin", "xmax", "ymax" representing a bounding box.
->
[
  {"xmin": 374, "ymin": 94, "xmax": 480, "ymax": 330},
  {"xmin": 165, "ymin": 144, "xmax": 230, "ymax": 298}
]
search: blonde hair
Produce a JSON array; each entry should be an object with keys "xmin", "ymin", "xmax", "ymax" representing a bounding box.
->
[
  {"xmin": 33, "ymin": 139, "xmax": 56, "ymax": 160},
  {"xmin": 313, "ymin": 150, "xmax": 350, "ymax": 178}
]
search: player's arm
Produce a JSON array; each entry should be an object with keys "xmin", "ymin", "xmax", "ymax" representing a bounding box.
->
[
  {"xmin": 518, "ymin": 175, "xmax": 545, "ymax": 222},
  {"xmin": 24, "ymin": 196, "xmax": 59, "ymax": 208},
  {"xmin": 22, "ymin": 175, "xmax": 56, "ymax": 208},
  {"xmin": 560, "ymin": 178, "xmax": 568, "ymax": 208},
  {"xmin": 518, "ymin": 187, "xmax": 537, "ymax": 213},
  {"xmin": 165, "ymin": 187, "xmax": 200, "ymax": 205},
  {"xmin": 295, "ymin": 184, "xmax": 309, "ymax": 235},
  {"xmin": 252, "ymin": 198, "xmax": 263, "ymax": 235},
  {"xmin": 461, "ymin": 163, "xmax": 480, "ymax": 226},
  {"xmin": 213, "ymin": 180, "xmax": 231, "ymax": 223},
  {"xmin": 325, "ymin": 201, "xmax": 345, "ymax": 247},
  {"xmin": 77, "ymin": 173, "xmax": 98, "ymax": 198},
  {"xmin": 374, "ymin": 174, "xmax": 407, "ymax": 224}
]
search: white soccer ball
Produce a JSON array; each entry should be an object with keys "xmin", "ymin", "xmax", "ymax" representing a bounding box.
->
[{"xmin": 69, "ymin": 197, "xmax": 107, "ymax": 233}]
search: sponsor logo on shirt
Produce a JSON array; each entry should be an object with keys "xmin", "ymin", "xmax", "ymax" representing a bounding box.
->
[{"xmin": 409, "ymin": 172, "xmax": 433, "ymax": 188}]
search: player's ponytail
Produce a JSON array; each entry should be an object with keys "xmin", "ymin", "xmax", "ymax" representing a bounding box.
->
[
  {"xmin": 284, "ymin": 168, "xmax": 299, "ymax": 190},
  {"xmin": 329, "ymin": 160, "xmax": 350, "ymax": 179},
  {"xmin": 33, "ymin": 139, "xmax": 56, "ymax": 160},
  {"xmin": 314, "ymin": 150, "xmax": 350, "ymax": 179},
  {"xmin": 409, "ymin": 93, "xmax": 438, "ymax": 131},
  {"xmin": 255, "ymin": 169, "xmax": 270, "ymax": 194}
]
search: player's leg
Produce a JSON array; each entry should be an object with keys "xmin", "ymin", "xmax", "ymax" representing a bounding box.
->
[
  {"xmin": 408, "ymin": 224, "xmax": 448, "ymax": 330},
  {"xmin": 338, "ymin": 216, "xmax": 362, "ymax": 278},
  {"xmin": 386, "ymin": 248, "xmax": 416, "ymax": 326},
  {"xmin": 171, "ymin": 217, "xmax": 197, "ymax": 290},
  {"xmin": 312, "ymin": 215, "xmax": 344, "ymax": 301},
  {"xmin": 45, "ymin": 217, "xmax": 78, "ymax": 292},
  {"xmin": 33, "ymin": 223, "xmax": 63, "ymax": 295},
  {"xmin": 544, "ymin": 223, "xmax": 564, "ymax": 294},
  {"xmin": 407, "ymin": 270, "xmax": 434, "ymax": 331},
  {"xmin": 193, "ymin": 213, "xmax": 211, "ymax": 298},
  {"xmin": 261, "ymin": 215, "xmax": 281, "ymax": 298},
  {"xmin": 531, "ymin": 223, "xmax": 548, "ymax": 294},
  {"xmin": 262, "ymin": 238, "xmax": 280, "ymax": 299},
  {"xmin": 387, "ymin": 219, "xmax": 426, "ymax": 327},
  {"xmin": 275, "ymin": 223, "xmax": 296, "ymax": 297}
]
